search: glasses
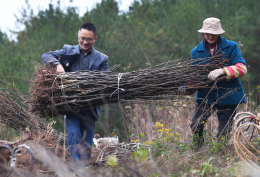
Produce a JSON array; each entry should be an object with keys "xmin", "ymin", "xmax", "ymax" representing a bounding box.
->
[{"xmin": 78, "ymin": 37, "xmax": 94, "ymax": 42}]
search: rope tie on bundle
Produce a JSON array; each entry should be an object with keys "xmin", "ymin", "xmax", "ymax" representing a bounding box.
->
[
  {"xmin": 52, "ymin": 73, "xmax": 74, "ymax": 112},
  {"xmin": 110, "ymin": 73, "xmax": 125, "ymax": 102}
]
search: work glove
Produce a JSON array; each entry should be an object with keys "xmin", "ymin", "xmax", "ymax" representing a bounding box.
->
[{"xmin": 208, "ymin": 68, "xmax": 224, "ymax": 81}]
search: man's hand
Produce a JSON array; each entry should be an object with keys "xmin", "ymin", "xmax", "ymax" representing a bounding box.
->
[
  {"xmin": 56, "ymin": 64, "xmax": 65, "ymax": 73},
  {"xmin": 208, "ymin": 68, "xmax": 225, "ymax": 80}
]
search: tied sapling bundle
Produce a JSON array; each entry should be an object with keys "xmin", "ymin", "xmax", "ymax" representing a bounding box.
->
[
  {"xmin": 28, "ymin": 54, "xmax": 230, "ymax": 119},
  {"xmin": 0, "ymin": 79, "xmax": 65, "ymax": 144}
]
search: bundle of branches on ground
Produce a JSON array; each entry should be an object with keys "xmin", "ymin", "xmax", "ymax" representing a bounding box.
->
[
  {"xmin": 0, "ymin": 132, "xmax": 68, "ymax": 175},
  {"xmin": 28, "ymin": 54, "xmax": 230, "ymax": 118},
  {"xmin": 0, "ymin": 79, "xmax": 65, "ymax": 144},
  {"xmin": 90, "ymin": 142, "xmax": 144, "ymax": 165}
]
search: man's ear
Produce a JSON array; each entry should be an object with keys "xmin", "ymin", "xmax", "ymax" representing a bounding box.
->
[{"xmin": 93, "ymin": 36, "xmax": 97, "ymax": 42}]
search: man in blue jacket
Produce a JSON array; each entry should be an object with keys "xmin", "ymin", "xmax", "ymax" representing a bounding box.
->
[{"xmin": 41, "ymin": 22, "xmax": 108, "ymax": 165}]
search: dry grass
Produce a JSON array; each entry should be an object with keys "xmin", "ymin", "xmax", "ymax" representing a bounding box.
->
[{"xmin": 0, "ymin": 95, "xmax": 259, "ymax": 176}]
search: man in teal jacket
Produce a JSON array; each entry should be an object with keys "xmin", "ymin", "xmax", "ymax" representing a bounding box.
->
[
  {"xmin": 41, "ymin": 22, "xmax": 108, "ymax": 165},
  {"xmin": 190, "ymin": 18, "xmax": 247, "ymax": 149}
]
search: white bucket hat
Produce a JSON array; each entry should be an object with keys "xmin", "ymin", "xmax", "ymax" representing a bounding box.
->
[{"xmin": 198, "ymin": 17, "xmax": 225, "ymax": 34}]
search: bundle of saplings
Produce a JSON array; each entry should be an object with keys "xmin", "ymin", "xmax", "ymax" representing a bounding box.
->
[{"xmin": 28, "ymin": 54, "xmax": 230, "ymax": 119}]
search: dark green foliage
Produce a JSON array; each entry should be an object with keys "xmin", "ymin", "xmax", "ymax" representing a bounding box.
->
[{"xmin": 0, "ymin": 0, "xmax": 259, "ymax": 138}]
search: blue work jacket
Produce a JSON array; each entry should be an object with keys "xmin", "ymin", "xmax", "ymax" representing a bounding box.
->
[
  {"xmin": 191, "ymin": 37, "xmax": 246, "ymax": 105},
  {"xmin": 41, "ymin": 44, "xmax": 109, "ymax": 118}
]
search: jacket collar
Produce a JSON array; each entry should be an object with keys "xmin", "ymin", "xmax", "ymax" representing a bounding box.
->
[
  {"xmin": 73, "ymin": 44, "xmax": 95, "ymax": 55},
  {"xmin": 73, "ymin": 44, "xmax": 81, "ymax": 54},
  {"xmin": 89, "ymin": 47, "xmax": 98, "ymax": 70},
  {"xmin": 196, "ymin": 37, "xmax": 230, "ymax": 52},
  {"xmin": 72, "ymin": 44, "xmax": 98, "ymax": 70}
]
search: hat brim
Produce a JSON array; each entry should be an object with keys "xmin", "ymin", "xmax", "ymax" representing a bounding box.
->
[{"xmin": 198, "ymin": 29, "xmax": 225, "ymax": 35}]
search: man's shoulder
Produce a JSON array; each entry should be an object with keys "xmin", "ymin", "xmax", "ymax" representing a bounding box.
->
[
  {"xmin": 93, "ymin": 48, "xmax": 108, "ymax": 59},
  {"xmin": 63, "ymin": 44, "xmax": 78, "ymax": 49},
  {"xmin": 61, "ymin": 44, "xmax": 80, "ymax": 55}
]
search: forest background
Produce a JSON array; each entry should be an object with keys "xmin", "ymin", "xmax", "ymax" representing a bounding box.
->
[{"xmin": 0, "ymin": 0, "xmax": 259, "ymax": 139}]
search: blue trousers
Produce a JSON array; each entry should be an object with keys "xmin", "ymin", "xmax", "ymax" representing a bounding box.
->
[
  {"xmin": 190, "ymin": 102, "xmax": 237, "ymax": 138},
  {"xmin": 66, "ymin": 109, "xmax": 97, "ymax": 164}
]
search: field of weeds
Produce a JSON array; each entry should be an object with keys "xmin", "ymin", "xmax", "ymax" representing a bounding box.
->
[{"xmin": 0, "ymin": 95, "xmax": 259, "ymax": 177}]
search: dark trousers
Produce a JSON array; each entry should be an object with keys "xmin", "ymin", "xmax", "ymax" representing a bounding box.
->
[
  {"xmin": 190, "ymin": 102, "xmax": 237, "ymax": 138},
  {"xmin": 66, "ymin": 109, "xmax": 97, "ymax": 165}
]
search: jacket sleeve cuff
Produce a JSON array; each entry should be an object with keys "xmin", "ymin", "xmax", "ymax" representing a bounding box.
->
[
  {"xmin": 52, "ymin": 61, "xmax": 61, "ymax": 66},
  {"xmin": 187, "ymin": 88, "xmax": 197, "ymax": 95}
]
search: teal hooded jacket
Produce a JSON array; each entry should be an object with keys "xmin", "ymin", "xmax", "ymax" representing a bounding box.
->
[{"xmin": 191, "ymin": 37, "xmax": 246, "ymax": 105}]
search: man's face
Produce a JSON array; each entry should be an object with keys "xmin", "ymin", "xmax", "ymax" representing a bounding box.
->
[
  {"xmin": 204, "ymin": 33, "xmax": 219, "ymax": 44},
  {"xmin": 78, "ymin": 29, "xmax": 97, "ymax": 53}
]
